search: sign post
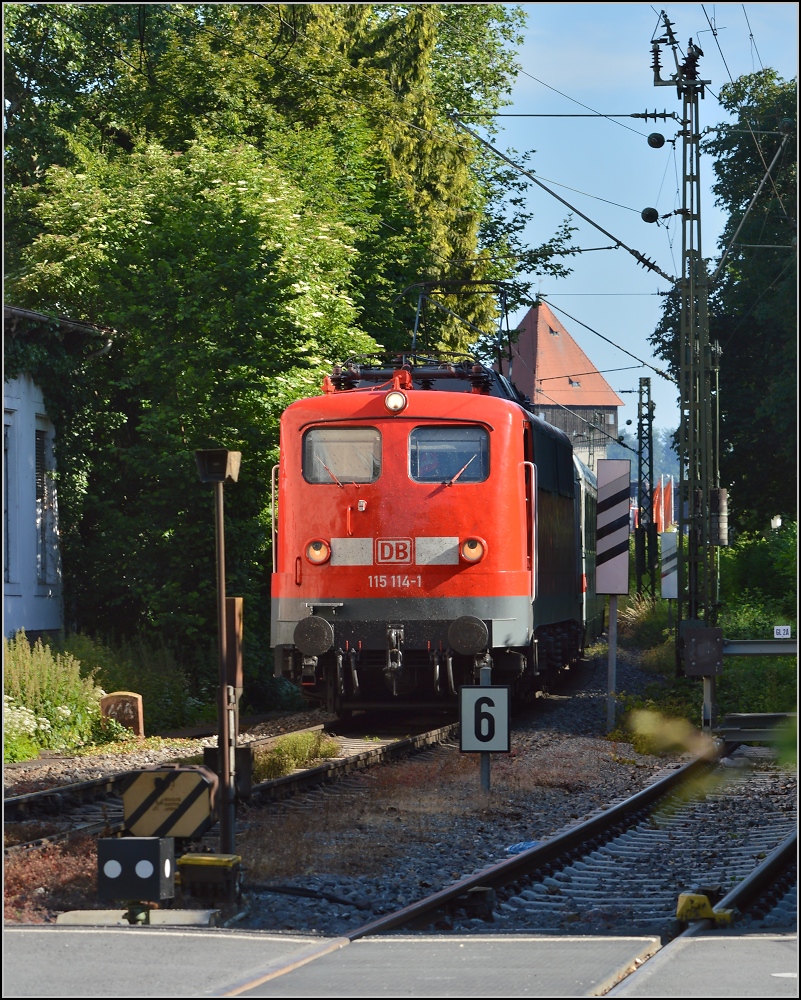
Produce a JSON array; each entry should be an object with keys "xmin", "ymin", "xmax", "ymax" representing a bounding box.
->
[
  {"xmin": 460, "ymin": 679, "xmax": 510, "ymax": 792},
  {"xmin": 596, "ymin": 459, "xmax": 632, "ymax": 732}
]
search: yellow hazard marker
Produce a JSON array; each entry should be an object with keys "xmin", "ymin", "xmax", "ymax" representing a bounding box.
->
[
  {"xmin": 676, "ymin": 892, "xmax": 735, "ymax": 926},
  {"xmin": 122, "ymin": 765, "xmax": 218, "ymax": 839}
]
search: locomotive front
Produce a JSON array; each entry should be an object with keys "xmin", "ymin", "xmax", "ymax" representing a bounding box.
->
[{"xmin": 271, "ymin": 358, "xmax": 534, "ymax": 714}]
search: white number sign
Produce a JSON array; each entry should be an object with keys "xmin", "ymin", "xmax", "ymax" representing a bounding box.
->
[{"xmin": 459, "ymin": 686, "xmax": 510, "ymax": 752}]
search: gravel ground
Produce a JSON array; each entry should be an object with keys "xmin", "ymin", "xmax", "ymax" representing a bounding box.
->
[
  {"xmin": 3, "ymin": 708, "xmax": 336, "ymax": 797},
  {"xmin": 235, "ymin": 648, "xmax": 700, "ymax": 936},
  {"xmin": 6, "ymin": 647, "xmax": 793, "ymax": 934}
]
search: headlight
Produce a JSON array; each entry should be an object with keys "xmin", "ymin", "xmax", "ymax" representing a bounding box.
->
[
  {"xmin": 384, "ymin": 390, "xmax": 408, "ymax": 413},
  {"xmin": 461, "ymin": 537, "xmax": 486, "ymax": 562},
  {"xmin": 305, "ymin": 540, "xmax": 331, "ymax": 564}
]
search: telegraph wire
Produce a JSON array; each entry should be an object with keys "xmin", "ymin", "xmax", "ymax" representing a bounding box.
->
[
  {"xmin": 712, "ymin": 130, "xmax": 793, "ymax": 281},
  {"xmin": 700, "ymin": 4, "xmax": 788, "ymax": 217},
  {"xmin": 538, "ymin": 365, "xmax": 646, "ymax": 381},
  {"xmin": 515, "ymin": 68, "xmax": 648, "ymax": 137},
  {"xmin": 451, "ymin": 116, "xmax": 676, "ymax": 283},
  {"xmin": 741, "ymin": 4, "xmax": 764, "ymax": 71},
  {"xmin": 532, "ymin": 387, "xmax": 637, "ymax": 454},
  {"xmin": 532, "ymin": 296, "xmax": 677, "ymax": 384}
]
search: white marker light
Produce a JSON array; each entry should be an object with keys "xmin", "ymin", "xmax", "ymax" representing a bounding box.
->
[
  {"xmin": 384, "ymin": 390, "xmax": 407, "ymax": 413},
  {"xmin": 103, "ymin": 860, "xmax": 122, "ymax": 878},
  {"xmin": 135, "ymin": 860, "xmax": 155, "ymax": 879}
]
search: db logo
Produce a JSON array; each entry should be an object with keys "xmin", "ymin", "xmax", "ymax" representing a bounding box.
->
[{"xmin": 376, "ymin": 538, "xmax": 413, "ymax": 563}]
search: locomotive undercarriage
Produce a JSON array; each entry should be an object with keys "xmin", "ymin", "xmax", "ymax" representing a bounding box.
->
[{"xmin": 278, "ymin": 615, "xmax": 585, "ymax": 715}]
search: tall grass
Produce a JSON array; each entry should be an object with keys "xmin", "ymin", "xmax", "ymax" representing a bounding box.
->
[{"xmin": 253, "ymin": 731, "xmax": 340, "ymax": 781}]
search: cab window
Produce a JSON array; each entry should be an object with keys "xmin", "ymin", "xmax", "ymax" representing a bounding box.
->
[
  {"xmin": 303, "ymin": 427, "xmax": 381, "ymax": 484},
  {"xmin": 409, "ymin": 426, "xmax": 489, "ymax": 483}
]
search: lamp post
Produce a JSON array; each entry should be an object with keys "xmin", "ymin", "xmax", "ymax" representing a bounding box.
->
[{"xmin": 195, "ymin": 448, "xmax": 241, "ymax": 855}]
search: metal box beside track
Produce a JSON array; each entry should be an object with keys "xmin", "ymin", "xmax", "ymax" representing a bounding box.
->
[
  {"xmin": 122, "ymin": 765, "xmax": 219, "ymax": 839},
  {"xmin": 177, "ymin": 853, "xmax": 242, "ymax": 905}
]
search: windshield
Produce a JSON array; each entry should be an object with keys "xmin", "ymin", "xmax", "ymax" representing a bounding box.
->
[
  {"xmin": 303, "ymin": 427, "xmax": 382, "ymax": 484},
  {"xmin": 409, "ymin": 426, "xmax": 489, "ymax": 483}
]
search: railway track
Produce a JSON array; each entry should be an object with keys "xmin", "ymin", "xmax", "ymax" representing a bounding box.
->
[
  {"xmin": 337, "ymin": 743, "xmax": 795, "ymax": 940},
  {"xmin": 3, "ymin": 717, "xmax": 459, "ymax": 855}
]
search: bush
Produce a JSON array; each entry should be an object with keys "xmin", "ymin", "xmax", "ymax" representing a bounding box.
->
[
  {"xmin": 720, "ymin": 522, "xmax": 797, "ymax": 614},
  {"xmin": 3, "ymin": 632, "xmax": 104, "ymax": 755},
  {"xmin": 54, "ymin": 633, "xmax": 214, "ymax": 735}
]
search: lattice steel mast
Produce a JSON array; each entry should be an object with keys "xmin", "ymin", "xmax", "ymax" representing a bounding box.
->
[{"xmin": 652, "ymin": 13, "xmax": 726, "ymax": 726}]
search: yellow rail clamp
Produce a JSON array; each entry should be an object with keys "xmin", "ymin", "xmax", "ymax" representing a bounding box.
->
[
  {"xmin": 676, "ymin": 892, "xmax": 735, "ymax": 926},
  {"xmin": 122, "ymin": 765, "xmax": 219, "ymax": 839}
]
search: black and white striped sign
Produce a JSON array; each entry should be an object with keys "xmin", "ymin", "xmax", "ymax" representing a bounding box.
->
[
  {"xmin": 660, "ymin": 531, "xmax": 678, "ymax": 599},
  {"xmin": 596, "ymin": 459, "xmax": 631, "ymax": 595}
]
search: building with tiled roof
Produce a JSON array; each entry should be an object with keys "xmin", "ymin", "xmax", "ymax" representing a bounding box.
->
[{"xmin": 501, "ymin": 300, "xmax": 624, "ymax": 471}]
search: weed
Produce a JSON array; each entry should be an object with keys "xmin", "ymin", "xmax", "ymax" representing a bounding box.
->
[{"xmin": 252, "ymin": 730, "xmax": 340, "ymax": 782}]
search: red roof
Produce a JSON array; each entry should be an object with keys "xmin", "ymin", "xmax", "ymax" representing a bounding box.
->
[{"xmin": 503, "ymin": 301, "xmax": 624, "ymax": 409}]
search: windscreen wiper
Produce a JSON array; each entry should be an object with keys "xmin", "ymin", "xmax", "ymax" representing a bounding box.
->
[
  {"xmin": 316, "ymin": 456, "xmax": 344, "ymax": 487},
  {"xmin": 447, "ymin": 454, "xmax": 477, "ymax": 485}
]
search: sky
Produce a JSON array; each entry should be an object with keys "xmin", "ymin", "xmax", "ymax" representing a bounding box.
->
[{"xmin": 484, "ymin": 1, "xmax": 798, "ymax": 432}]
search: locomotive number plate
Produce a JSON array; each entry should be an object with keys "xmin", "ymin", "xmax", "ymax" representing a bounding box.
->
[{"xmin": 368, "ymin": 574, "xmax": 423, "ymax": 588}]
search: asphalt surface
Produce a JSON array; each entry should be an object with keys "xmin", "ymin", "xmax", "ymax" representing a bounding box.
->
[{"xmin": 4, "ymin": 925, "xmax": 797, "ymax": 997}]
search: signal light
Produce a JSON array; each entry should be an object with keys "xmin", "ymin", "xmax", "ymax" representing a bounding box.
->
[
  {"xmin": 305, "ymin": 540, "xmax": 331, "ymax": 564},
  {"xmin": 384, "ymin": 390, "xmax": 408, "ymax": 413},
  {"xmin": 461, "ymin": 537, "xmax": 486, "ymax": 562}
]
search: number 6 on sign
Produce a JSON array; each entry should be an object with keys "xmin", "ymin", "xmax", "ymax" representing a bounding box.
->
[{"xmin": 459, "ymin": 686, "xmax": 511, "ymax": 752}]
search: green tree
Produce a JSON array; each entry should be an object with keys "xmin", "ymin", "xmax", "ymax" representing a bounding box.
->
[
  {"xmin": 6, "ymin": 137, "xmax": 373, "ymax": 688},
  {"xmin": 5, "ymin": 3, "xmax": 577, "ymax": 699}
]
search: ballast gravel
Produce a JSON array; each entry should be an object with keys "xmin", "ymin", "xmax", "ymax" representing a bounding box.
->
[
  {"xmin": 3, "ymin": 709, "xmax": 335, "ymax": 797},
  {"xmin": 6, "ymin": 648, "xmax": 795, "ymax": 936}
]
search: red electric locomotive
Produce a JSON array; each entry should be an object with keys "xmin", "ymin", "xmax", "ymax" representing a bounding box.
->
[{"xmin": 271, "ymin": 353, "xmax": 604, "ymax": 715}]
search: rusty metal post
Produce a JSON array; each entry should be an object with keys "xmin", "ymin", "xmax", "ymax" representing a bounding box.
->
[{"xmin": 214, "ymin": 482, "xmax": 236, "ymax": 855}]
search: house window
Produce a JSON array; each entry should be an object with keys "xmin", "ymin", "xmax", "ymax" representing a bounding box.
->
[
  {"xmin": 35, "ymin": 421, "xmax": 58, "ymax": 586},
  {"xmin": 548, "ymin": 326, "xmax": 559, "ymax": 336},
  {"xmin": 568, "ymin": 379, "xmax": 581, "ymax": 387}
]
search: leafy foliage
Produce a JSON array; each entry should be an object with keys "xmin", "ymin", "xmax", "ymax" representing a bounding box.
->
[
  {"xmin": 614, "ymin": 523, "xmax": 797, "ymax": 727},
  {"xmin": 3, "ymin": 631, "xmax": 105, "ymax": 754},
  {"xmin": 4, "ymin": 4, "xmax": 577, "ymax": 704}
]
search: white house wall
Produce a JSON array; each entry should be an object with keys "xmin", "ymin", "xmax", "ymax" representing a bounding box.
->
[{"xmin": 4, "ymin": 373, "xmax": 63, "ymax": 638}]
